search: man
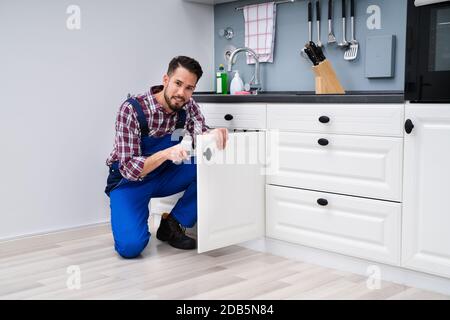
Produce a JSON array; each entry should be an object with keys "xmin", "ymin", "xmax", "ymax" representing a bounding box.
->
[{"xmin": 105, "ymin": 56, "xmax": 228, "ymax": 259}]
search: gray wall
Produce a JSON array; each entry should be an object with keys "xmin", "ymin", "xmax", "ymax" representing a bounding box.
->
[
  {"xmin": 214, "ymin": 0, "xmax": 407, "ymax": 91},
  {"xmin": 0, "ymin": 0, "xmax": 214, "ymax": 240}
]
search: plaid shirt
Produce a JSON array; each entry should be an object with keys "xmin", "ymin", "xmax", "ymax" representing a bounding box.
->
[{"xmin": 106, "ymin": 85, "xmax": 209, "ymax": 181}]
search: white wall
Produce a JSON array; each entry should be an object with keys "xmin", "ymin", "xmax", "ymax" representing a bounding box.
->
[{"xmin": 0, "ymin": 0, "xmax": 214, "ymax": 240}]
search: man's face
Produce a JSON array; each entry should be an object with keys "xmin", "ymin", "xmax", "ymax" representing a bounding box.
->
[{"xmin": 162, "ymin": 67, "xmax": 197, "ymax": 112}]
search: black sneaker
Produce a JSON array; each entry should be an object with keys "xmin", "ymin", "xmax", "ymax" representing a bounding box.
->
[{"xmin": 156, "ymin": 213, "xmax": 196, "ymax": 250}]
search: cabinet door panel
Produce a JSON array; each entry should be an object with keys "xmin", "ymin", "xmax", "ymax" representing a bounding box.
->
[
  {"xmin": 196, "ymin": 132, "xmax": 265, "ymax": 253},
  {"xmin": 402, "ymin": 104, "xmax": 450, "ymax": 278}
]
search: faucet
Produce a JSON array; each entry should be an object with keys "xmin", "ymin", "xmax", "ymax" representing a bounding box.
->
[{"xmin": 228, "ymin": 47, "xmax": 262, "ymax": 94}]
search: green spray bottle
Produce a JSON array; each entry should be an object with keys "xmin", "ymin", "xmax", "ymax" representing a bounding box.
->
[{"xmin": 216, "ymin": 64, "xmax": 228, "ymax": 95}]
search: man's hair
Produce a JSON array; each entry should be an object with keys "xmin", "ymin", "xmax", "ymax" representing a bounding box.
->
[{"xmin": 167, "ymin": 56, "xmax": 203, "ymax": 83}]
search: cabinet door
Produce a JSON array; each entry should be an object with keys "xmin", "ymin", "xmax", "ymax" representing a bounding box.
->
[
  {"xmin": 196, "ymin": 132, "xmax": 266, "ymax": 253},
  {"xmin": 402, "ymin": 104, "xmax": 450, "ymax": 278}
]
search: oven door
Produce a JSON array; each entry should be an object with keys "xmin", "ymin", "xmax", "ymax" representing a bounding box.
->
[{"xmin": 405, "ymin": 0, "xmax": 450, "ymax": 102}]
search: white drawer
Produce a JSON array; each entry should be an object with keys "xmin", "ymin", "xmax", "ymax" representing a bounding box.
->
[
  {"xmin": 266, "ymin": 131, "xmax": 403, "ymax": 201},
  {"xmin": 199, "ymin": 103, "xmax": 266, "ymax": 129},
  {"xmin": 267, "ymin": 103, "xmax": 404, "ymax": 137},
  {"xmin": 266, "ymin": 185, "xmax": 401, "ymax": 265}
]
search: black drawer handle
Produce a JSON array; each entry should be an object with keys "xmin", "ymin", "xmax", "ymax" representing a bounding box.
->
[
  {"xmin": 318, "ymin": 138, "xmax": 329, "ymax": 146},
  {"xmin": 405, "ymin": 119, "xmax": 414, "ymax": 134},
  {"xmin": 319, "ymin": 116, "xmax": 330, "ymax": 123},
  {"xmin": 224, "ymin": 114, "xmax": 234, "ymax": 121},
  {"xmin": 317, "ymin": 198, "xmax": 328, "ymax": 206}
]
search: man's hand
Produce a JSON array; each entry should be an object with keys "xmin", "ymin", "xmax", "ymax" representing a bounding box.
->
[
  {"xmin": 210, "ymin": 128, "xmax": 228, "ymax": 150},
  {"xmin": 164, "ymin": 143, "xmax": 190, "ymax": 163}
]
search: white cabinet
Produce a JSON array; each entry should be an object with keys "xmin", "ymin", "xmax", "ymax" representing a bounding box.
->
[
  {"xmin": 266, "ymin": 131, "xmax": 403, "ymax": 201},
  {"xmin": 402, "ymin": 103, "xmax": 450, "ymax": 278},
  {"xmin": 196, "ymin": 131, "xmax": 266, "ymax": 253},
  {"xmin": 266, "ymin": 185, "xmax": 402, "ymax": 265}
]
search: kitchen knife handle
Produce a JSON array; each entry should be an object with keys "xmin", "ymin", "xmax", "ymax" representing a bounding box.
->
[
  {"xmin": 305, "ymin": 46, "xmax": 319, "ymax": 65},
  {"xmin": 342, "ymin": 0, "xmax": 346, "ymax": 18},
  {"xmin": 350, "ymin": 0, "xmax": 354, "ymax": 18},
  {"xmin": 328, "ymin": 0, "xmax": 332, "ymax": 20},
  {"xmin": 316, "ymin": 0, "xmax": 321, "ymax": 21},
  {"xmin": 308, "ymin": 1, "xmax": 312, "ymax": 22}
]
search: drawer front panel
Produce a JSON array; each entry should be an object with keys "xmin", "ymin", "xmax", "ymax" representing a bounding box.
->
[
  {"xmin": 267, "ymin": 103, "xmax": 404, "ymax": 137},
  {"xmin": 266, "ymin": 185, "xmax": 401, "ymax": 265},
  {"xmin": 200, "ymin": 103, "xmax": 266, "ymax": 129},
  {"xmin": 266, "ymin": 131, "xmax": 403, "ymax": 201}
]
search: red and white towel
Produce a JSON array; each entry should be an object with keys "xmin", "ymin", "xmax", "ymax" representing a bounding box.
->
[{"xmin": 243, "ymin": 2, "xmax": 277, "ymax": 64}]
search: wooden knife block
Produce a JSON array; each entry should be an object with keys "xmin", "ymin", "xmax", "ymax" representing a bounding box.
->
[{"xmin": 312, "ymin": 60, "xmax": 345, "ymax": 94}]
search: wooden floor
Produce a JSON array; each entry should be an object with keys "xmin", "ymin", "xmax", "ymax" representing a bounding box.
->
[{"xmin": 0, "ymin": 223, "xmax": 449, "ymax": 300}]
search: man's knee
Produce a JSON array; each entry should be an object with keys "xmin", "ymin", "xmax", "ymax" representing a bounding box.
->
[{"xmin": 114, "ymin": 237, "xmax": 149, "ymax": 259}]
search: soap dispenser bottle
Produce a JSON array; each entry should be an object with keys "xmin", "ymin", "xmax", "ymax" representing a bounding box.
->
[{"xmin": 230, "ymin": 70, "xmax": 244, "ymax": 95}]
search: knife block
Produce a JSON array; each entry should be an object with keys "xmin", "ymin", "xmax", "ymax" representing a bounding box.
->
[{"xmin": 312, "ymin": 60, "xmax": 345, "ymax": 94}]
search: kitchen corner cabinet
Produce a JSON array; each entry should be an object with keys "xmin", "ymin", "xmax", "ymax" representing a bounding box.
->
[
  {"xmin": 154, "ymin": 102, "xmax": 450, "ymax": 280},
  {"xmin": 402, "ymin": 103, "xmax": 450, "ymax": 278}
]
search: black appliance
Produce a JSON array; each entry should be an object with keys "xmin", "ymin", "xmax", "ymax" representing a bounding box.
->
[{"xmin": 405, "ymin": 0, "xmax": 450, "ymax": 102}]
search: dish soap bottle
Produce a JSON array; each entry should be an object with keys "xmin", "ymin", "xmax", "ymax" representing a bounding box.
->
[
  {"xmin": 216, "ymin": 64, "xmax": 228, "ymax": 95},
  {"xmin": 230, "ymin": 70, "xmax": 244, "ymax": 95}
]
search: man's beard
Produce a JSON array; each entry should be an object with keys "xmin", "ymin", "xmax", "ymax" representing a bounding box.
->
[{"xmin": 164, "ymin": 89, "xmax": 186, "ymax": 112}]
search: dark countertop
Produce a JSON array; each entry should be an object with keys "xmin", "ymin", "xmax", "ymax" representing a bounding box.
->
[{"xmin": 193, "ymin": 91, "xmax": 405, "ymax": 104}]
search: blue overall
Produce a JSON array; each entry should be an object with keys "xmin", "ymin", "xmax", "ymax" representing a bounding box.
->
[{"xmin": 105, "ymin": 98, "xmax": 197, "ymax": 259}]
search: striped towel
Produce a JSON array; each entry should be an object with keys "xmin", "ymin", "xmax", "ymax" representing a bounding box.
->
[{"xmin": 243, "ymin": 2, "xmax": 277, "ymax": 64}]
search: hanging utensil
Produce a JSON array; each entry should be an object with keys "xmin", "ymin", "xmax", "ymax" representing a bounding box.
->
[
  {"xmin": 344, "ymin": 0, "xmax": 358, "ymax": 60},
  {"xmin": 316, "ymin": 0, "xmax": 323, "ymax": 47},
  {"xmin": 338, "ymin": 0, "xmax": 349, "ymax": 48},
  {"xmin": 301, "ymin": 1, "xmax": 313, "ymax": 59},
  {"xmin": 327, "ymin": 0, "xmax": 336, "ymax": 44}
]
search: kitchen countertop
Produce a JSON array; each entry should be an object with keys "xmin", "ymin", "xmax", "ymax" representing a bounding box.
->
[{"xmin": 193, "ymin": 91, "xmax": 405, "ymax": 104}]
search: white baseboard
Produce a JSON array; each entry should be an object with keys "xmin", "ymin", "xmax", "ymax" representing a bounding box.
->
[
  {"xmin": 239, "ymin": 237, "xmax": 450, "ymax": 296},
  {"xmin": 0, "ymin": 220, "xmax": 111, "ymax": 243}
]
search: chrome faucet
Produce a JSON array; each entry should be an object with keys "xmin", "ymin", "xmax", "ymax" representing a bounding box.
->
[{"xmin": 228, "ymin": 47, "xmax": 262, "ymax": 94}]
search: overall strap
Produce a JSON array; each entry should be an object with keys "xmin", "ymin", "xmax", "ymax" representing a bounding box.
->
[
  {"xmin": 126, "ymin": 97, "xmax": 149, "ymax": 137},
  {"xmin": 175, "ymin": 109, "xmax": 187, "ymax": 130}
]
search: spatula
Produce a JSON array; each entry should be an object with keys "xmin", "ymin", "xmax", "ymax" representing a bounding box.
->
[
  {"xmin": 327, "ymin": 0, "xmax": 336, "ymax": 44},
  {"xmin": 344, "ymin": 0, "xmax": 358, "ymax": 60}
]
